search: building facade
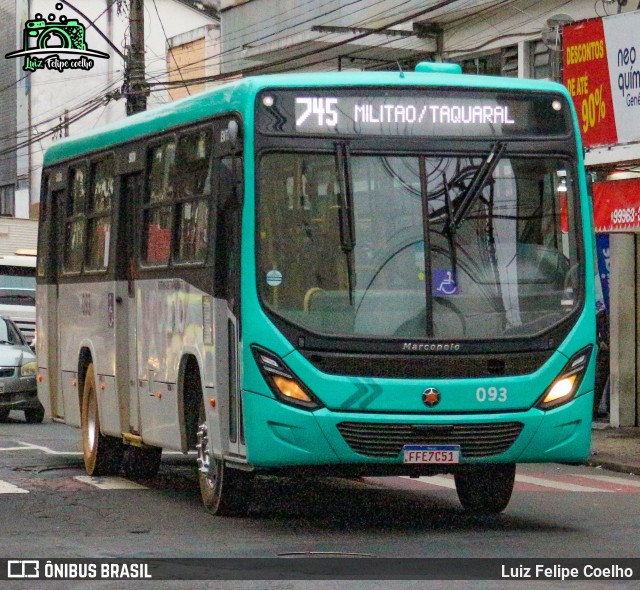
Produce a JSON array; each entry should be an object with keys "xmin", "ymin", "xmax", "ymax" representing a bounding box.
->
[
  {"xmin": 0, "ymin": 0, "xmax": 220, "ymax": 228},
  {"xmin": 218, "ymin": 0, "xmax": 640, "ymax": 428}
]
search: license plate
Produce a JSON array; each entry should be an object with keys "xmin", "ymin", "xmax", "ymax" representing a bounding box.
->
[{"xmin": 402, "ymin": 445, "xmax": 460, "ymax": 464}]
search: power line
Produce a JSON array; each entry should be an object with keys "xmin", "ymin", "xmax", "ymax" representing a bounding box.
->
[
  {"xmin": 58, "ymin": 0, "xmax": 126, "ymax": 60},
  {"xmin": 144, "ymin": 0, "xmax": 408, "ymax": 82},
  {"xmin": 152, "ymin": 0, "xmax": 190, "ymax": 96},
  {"xmin": 147, "ymin": 0, "xmax": 462, "ymax": 89}
]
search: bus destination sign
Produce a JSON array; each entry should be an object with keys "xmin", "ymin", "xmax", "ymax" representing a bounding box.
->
[{"xmin": 256, "ymin": 90, "xmax": 570, "ymax": 138}]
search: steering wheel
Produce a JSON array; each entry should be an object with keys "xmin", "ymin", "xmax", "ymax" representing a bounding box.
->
[{"xmin": 393, "ymin": 298, "xmax": 467, "ymax": 337}]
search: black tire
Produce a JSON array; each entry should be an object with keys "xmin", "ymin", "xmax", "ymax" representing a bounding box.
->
[
  {"xmin": 121, "ymin": 445, "xmax": 162, "ymax": 480},
  {"xmin": 196, "ymin": 401, "xmax": 252, "ymax": 516},
  {"xmin": 81, "ymin": 363, "xmax": 124, "ymax": 476},
  {"xmin": 0, "ymin": 408, "xmax": 9, "ymax": 422},
  {"xmin": 454, "ymin": 463, "xmax": 516, "ymax": 515},
  {"xmin": 24, "ymin": 403, "xmax": 45, "ymax": 424}
]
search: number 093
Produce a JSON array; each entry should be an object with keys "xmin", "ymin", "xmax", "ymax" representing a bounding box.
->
[{"xmin": 476, "ymin": 386, "xmax": 507, "ymax": 402}]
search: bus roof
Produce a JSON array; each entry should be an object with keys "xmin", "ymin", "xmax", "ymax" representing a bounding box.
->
[{"xmin": 43, "ymin": 68, "xmax": 572, "ymax": 167}]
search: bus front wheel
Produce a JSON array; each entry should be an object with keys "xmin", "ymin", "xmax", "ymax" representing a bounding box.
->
[
  {"xmin": 81, "ymin": 363, "xmax": 124, "ymax": 476},
  {"xmin": 196, "ymin": 403, "xmax": 252, "ymax": 516},
  {"xmin": 454, "ymin": 463, "xmax": 516, "ymax": 515}
]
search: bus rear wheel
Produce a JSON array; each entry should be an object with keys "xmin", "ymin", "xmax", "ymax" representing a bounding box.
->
[
  {"xmin": 122, "ymin": 445, "xmax": 162, "ymax": 480},
  {"xmin": 454, "ymin": 463, "xmax": 516, "ymax": 515},
  {"xmin": 81, "ymin": 363, "xmax": 124, "ymax": 476},
  {"xmin": 196, "ymin": 403, "xmax": 252, "ymax": 516}
]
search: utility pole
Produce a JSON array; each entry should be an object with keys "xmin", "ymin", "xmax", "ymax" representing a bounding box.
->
[{"xmin": 125, "ymin": 0, "xmax": 149, "ymax": 115}]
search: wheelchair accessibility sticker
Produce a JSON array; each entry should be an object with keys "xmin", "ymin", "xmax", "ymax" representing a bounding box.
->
[{"xmin": 432, "ymin": 269, "xmax": 460, "ymax": 296}]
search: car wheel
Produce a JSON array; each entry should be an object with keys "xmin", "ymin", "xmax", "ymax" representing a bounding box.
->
[
  {"xmin": 0, "ymin": 408, "xmax": 9, "ymax": 422},
  {"xmin": 81, "ymin": 363, "xmax": 123, "ymax": 475},
  {"xmin": 24, "ymin": 403, "xmax": 45, "ymax": 424}
]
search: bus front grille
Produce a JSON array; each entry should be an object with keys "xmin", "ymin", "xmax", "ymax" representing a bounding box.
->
[{"xmin": 336, "ymin": 421, "xmax": 524, "ymax": 458}]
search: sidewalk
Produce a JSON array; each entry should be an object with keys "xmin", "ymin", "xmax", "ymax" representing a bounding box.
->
[{"xmin": 588, "ymin": 421, "xmax": 640, "ymax": 475}]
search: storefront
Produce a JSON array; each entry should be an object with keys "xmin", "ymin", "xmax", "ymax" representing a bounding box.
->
[{"xmin": 564, "ymin": 13, "xmax": 640, "ymax": 427}]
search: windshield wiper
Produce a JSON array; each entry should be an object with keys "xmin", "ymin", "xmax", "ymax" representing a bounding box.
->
[
  {"xmin": 436, "ymin": 142, "xmax": 506, "ymax": 287},
  {"xmin": 335, "ymin": 142, "xmax": 356, "ymax": 305},
  {"xmin": 452, "ymin": 141, "xmax": 506, "ymax": 228}
]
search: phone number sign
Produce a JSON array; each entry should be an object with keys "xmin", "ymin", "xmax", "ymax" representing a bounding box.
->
[{"xmin": 593, "ymin": 178, "xmax": 640, "ymax": 232}]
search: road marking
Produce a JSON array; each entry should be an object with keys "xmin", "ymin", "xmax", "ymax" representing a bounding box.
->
[
  {"xmin": 399, "ymin": 475, "xmax": 457, "ymax": 489},
  {"xmin": 74, "ymin": 476, "xmax": 148, "ymax": 490},
  {"xmin": 514, "ymin": 474, "xmax": 612, "ymax": 492},
  {"xmin": 0, "ymin": 480, "xmax": 29, "ymax": 494},
  {"xmin": 394, "ymin": 473, "xmax": 628, "ymax": 493},
  {"xmin": 0, "ymin": 441, "xmax": 190, "ymax": 456},
  {"xmin": 569, "ymin": 473, "xmax": 640, "ymax": 489},
  {"xmin": 0, "ymin": 442, "xmax": 82, "ymax": 455}
]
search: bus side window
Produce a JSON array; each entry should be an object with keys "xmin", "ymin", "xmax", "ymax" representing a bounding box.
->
[
  {"xmin": 64, "ymin": 164, "xmax": 88, "ymax": 274},
  {"xmin": 142, "ymin": 141, "xmax": 176, "ymax": 265},
  {"xmin": 174, "ymin": 128, "xmax": 213, "ymax": 263},
  {"xmin": 86, "ymin": 156, "xmax": 115, "ymax": 271}
]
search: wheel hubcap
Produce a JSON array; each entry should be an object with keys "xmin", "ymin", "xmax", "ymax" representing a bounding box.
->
[{"xmin": 196, "ymin": 419, "xmax": 216, "ymax": 486}]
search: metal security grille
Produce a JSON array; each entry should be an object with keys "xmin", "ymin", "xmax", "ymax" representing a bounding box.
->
[{"xmin": 337, "ymin": 421, "xmax": 524, "ymax": 458}]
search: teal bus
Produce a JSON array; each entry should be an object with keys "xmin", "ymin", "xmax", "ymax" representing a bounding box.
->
[{"xmin": 36, "ymin": 62, "xmax": 595, "ymax": 516}]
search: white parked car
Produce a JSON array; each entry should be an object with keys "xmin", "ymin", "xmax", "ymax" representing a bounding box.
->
[{"xmin": 0, "ymin": 316, "xmax": 42, "ymax": 423}]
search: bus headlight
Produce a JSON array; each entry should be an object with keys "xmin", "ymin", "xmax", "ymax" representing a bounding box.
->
[
  {"xmin": 20, "ymin": 360, "xmax": 37, "ymax": 378},
  {"xmin": 251, "ymin": 345, "xmax": 323, "ymax": 410},
  {"xmin": 536, "ymin": 346, "xmax": 593, "ymax": 410}
]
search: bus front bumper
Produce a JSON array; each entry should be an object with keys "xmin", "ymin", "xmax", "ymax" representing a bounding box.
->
[{"xmin": 242, "ymin": 389, "xmax": 593, "ymax": 470}]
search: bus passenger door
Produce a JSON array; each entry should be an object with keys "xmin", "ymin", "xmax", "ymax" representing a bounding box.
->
[
  {"xmin": 215, "ymin": 154, "xmax": 246, "ymax": 459},
  {"xmin": 117, "ymin": 172, "xmax": 143, "ymax": 436},
  {"xmin": 36, "ymin": 178, "xmax": 64, "ymax": 420}
]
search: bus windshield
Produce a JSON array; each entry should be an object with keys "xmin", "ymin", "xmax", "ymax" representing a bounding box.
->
[{"xmin": 257, "ymin": 150, "xmax": 581, "ymax": 340}]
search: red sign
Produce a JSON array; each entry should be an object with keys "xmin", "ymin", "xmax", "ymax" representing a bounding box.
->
[
  {"xmin": 593, "ymin": 179, "xmax": 640, "ymax": 232},
  {"xmin": 563, "ymin": 19, "xmax": 617, "ymax": 147}
]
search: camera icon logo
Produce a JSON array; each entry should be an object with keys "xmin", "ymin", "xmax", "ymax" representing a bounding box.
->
[
  {"xmin": 24, "ymin": 15, "xmax": 88, "ymax": 53},
  {"xmin": 4, "ymin": 2, "xmax": 109, "ymax": 72}
]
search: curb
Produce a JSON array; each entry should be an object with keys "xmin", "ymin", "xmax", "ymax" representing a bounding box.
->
[{"xmin": 586, "ymin": 455, "xmax": 640, "ymax": 477}]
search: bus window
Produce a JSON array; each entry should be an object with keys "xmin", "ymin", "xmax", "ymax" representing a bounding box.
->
[
  {"xmin": 64, "ymin": 164, "xmax": 87, "ymax": 273},
  {"xmin": 0, "ymin": 256, "xmax": 36, "ymax": 342},
  {"xmin": 143, "ymin": 141, "xmax": 175, "ymax": 265},
  {"xmin": 174, "ymin": 129, "xmax": 213, "ymax": 263},
  {"xmin": 86, "ymin": 156, "xmax": 114, "ymax": 270}
]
